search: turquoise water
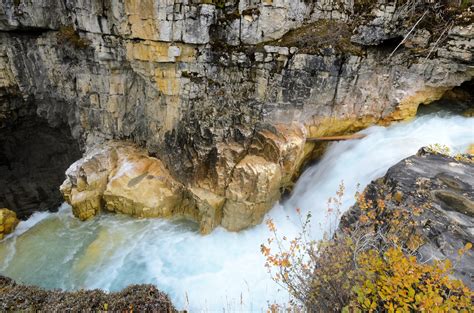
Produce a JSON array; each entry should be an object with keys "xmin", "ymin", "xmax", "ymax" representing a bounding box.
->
[{"xmin": 1, "ymin": 113, "xmax": 473, "ymax": 311}]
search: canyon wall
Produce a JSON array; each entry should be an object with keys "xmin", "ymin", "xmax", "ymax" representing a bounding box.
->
[{"xmin": 1, "ymin": 0, "xmax": 472, "ymax": 232}]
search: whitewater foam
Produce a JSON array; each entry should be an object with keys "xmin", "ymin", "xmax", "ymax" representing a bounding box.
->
[{"xmin": 0, "ymin": 113, "xmax": 472, "ymax": 311}]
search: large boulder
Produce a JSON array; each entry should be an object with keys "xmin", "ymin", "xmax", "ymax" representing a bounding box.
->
[
  {"xmin": 61, "ymin": 142, "xmax": 194, "ymax": 222},
  {"xmin": 61, "ymin": 122, "xmax": 307, "ymax": 233}
]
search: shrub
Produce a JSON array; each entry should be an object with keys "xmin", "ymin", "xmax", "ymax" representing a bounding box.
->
[
  {"xmin": 262, "ymin": 184, "xmax": 356, "ymax": 311},
  {"xmin": 261, "ymin": 185, "xmax": 473, "ymax": 312},
  {"xmin": 349, "ymin": 246, "xmax": 473, "ymax": 312},
  {"xmin": 57, "ymin": 25, "xmax": 90, "ymax": 49}
]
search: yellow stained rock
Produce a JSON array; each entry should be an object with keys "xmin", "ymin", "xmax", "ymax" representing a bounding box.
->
[
  {"xmin": 61, "ymin": 125, "xmax": 307, "ymax": 234},
  {"xmin": 0, "ymin": 208, "xmax": 19, "ymax": 240},
  {"xmin": 464, "ymin": 109, "xmax": 474, "ymax": 118},
  {"xmin": 125, "ymin": 41, "xmax": 196, "ymax": 63},
  {"xmin": 61, "ymin": 142, "xmax": 194, "ymax": 222},
  {"xmin": 60, "ymin": 145, "xmax": 114, "ymax": 221},
  {"xmin": 189, "ymin": 187, "xmax": 225, "ymax": 234},
  {"xmin": 383, "ymin": 86, "xmax": 451, "ymax": 123},
  {"xmin": 251, "ymin": 123, "xmax": 306, "ymax": 187},
  {"xmin": 222, "ymin": 155, "xmax": 282, "ymax": 231},
  {"xmin": 124, "ymin": 0, "xmax": 158, "ymax": 40},
  {"xmin": 103, "ymin": 148, "xmax": 189, "ymax": 218}
]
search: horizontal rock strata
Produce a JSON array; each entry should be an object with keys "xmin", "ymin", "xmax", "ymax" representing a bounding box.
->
[{"xmin": 0, "ymin": 1, "xmax": 473, "ymax": 229}]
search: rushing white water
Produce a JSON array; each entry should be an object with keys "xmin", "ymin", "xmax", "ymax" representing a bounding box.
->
[{"xmin": 0, "ymin": 113, "xmax": 473, "ymax": 311}]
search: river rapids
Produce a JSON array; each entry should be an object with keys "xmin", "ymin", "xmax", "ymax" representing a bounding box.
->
[{"xmin": 0, "ymin": 112, "xmax": 473, "ymax": 311}]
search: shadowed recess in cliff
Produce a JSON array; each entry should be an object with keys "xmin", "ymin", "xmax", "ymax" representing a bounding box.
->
[
  {"xmin": 0, "ymin": 113, "xmax": 472, "ymax": 311},
  {"xmin": 417, "ymin": 79, "xmax": 474, "ymax": 116},
  {"xmin": 0, "ymin": 115, "xmax": 81, "ymax": 219}
]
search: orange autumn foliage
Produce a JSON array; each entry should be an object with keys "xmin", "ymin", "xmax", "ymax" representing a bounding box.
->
[{"xmin": 262, "ymin": 184, "xmax": 473, "ymax": 312}]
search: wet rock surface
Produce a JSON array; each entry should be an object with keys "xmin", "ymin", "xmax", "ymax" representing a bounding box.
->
[
  {"xmin": 342, "ymin": 148, "xmax": 474, "ymax": 288},
  {"xmin": 0, "ymin": 275, "xmax": 176, "ymax": 312}
]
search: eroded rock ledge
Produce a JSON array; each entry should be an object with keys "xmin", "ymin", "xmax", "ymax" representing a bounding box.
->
[
  {"xmin": 342, "ymin": 148, "xmax": 474, "ymax": 288},
  {"xmin": 61, "ymin": 123, "xmax": 306, "ymax": 233}
]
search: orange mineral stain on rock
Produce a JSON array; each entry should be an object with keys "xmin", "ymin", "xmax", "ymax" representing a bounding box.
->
[
  {"xmin": 124, "ymin": 0, "xmax": 159, "ymax": 40},
  {"xmin": 382, "ymin": 87, "xmax": 451, "ymax": 124}
]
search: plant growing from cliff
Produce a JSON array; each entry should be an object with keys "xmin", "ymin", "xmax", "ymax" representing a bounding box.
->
[
  {"xmin": 265, "ymin": 19, "xmax": 363, "ymax": 56},
  {"xmin": 425, "ymin": 144, "xmax": 473, "ymax": 163},
  {"xmin": 57, "ymin": 25, "xmax": 90, "ymax": 49},
  {"xmin": 201, "ymin": 0, "xmax": 226, "ymax": 9},
  {"xmin": 353, "ymin": 0, "xmax": 379, "ymax": 14},
  {"xmin": 261, "ymin": 184, "xmax": 474, "ymax": 312}
]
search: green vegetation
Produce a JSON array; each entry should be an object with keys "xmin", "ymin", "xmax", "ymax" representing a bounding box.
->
[
  {"xmin": 261, "ymin": 19, "xmax": 363, "ymax": 56},
  {"xmin": 201, "ymin": 0, "xmax": 226, "ymax": 9},
  {"xmin": 56, "ymin": 25, "xmax": 90, "ymax": 49}
]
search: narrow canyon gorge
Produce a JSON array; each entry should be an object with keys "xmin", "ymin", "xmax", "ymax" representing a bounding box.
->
[{"xmin": 0, "ymin": 0, "xmax": 473, "ymax": 311}]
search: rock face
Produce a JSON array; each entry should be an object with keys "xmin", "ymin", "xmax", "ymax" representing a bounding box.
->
[
  {"xmin": 61, "ymin": 142, "xmax": 193, "ymax": 221},
  {"xmin": 0, "ymin": 208, "xmax": 19, "ymax": 240},
  {"xmin": 342, "ymin": 148, "xmax": 474, "ymax": 288},
  {"xmin": 0, "ymin": 1, "xmax": 473, "ymax": 230},
  {"xmin": 61, "ymin": 122, "xmax": 306, "ymax": 233}
]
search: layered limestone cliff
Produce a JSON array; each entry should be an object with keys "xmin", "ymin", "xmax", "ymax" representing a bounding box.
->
[{"xmin": 1, "ymin": 0, "xmax": 473, "ymax": 232}]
